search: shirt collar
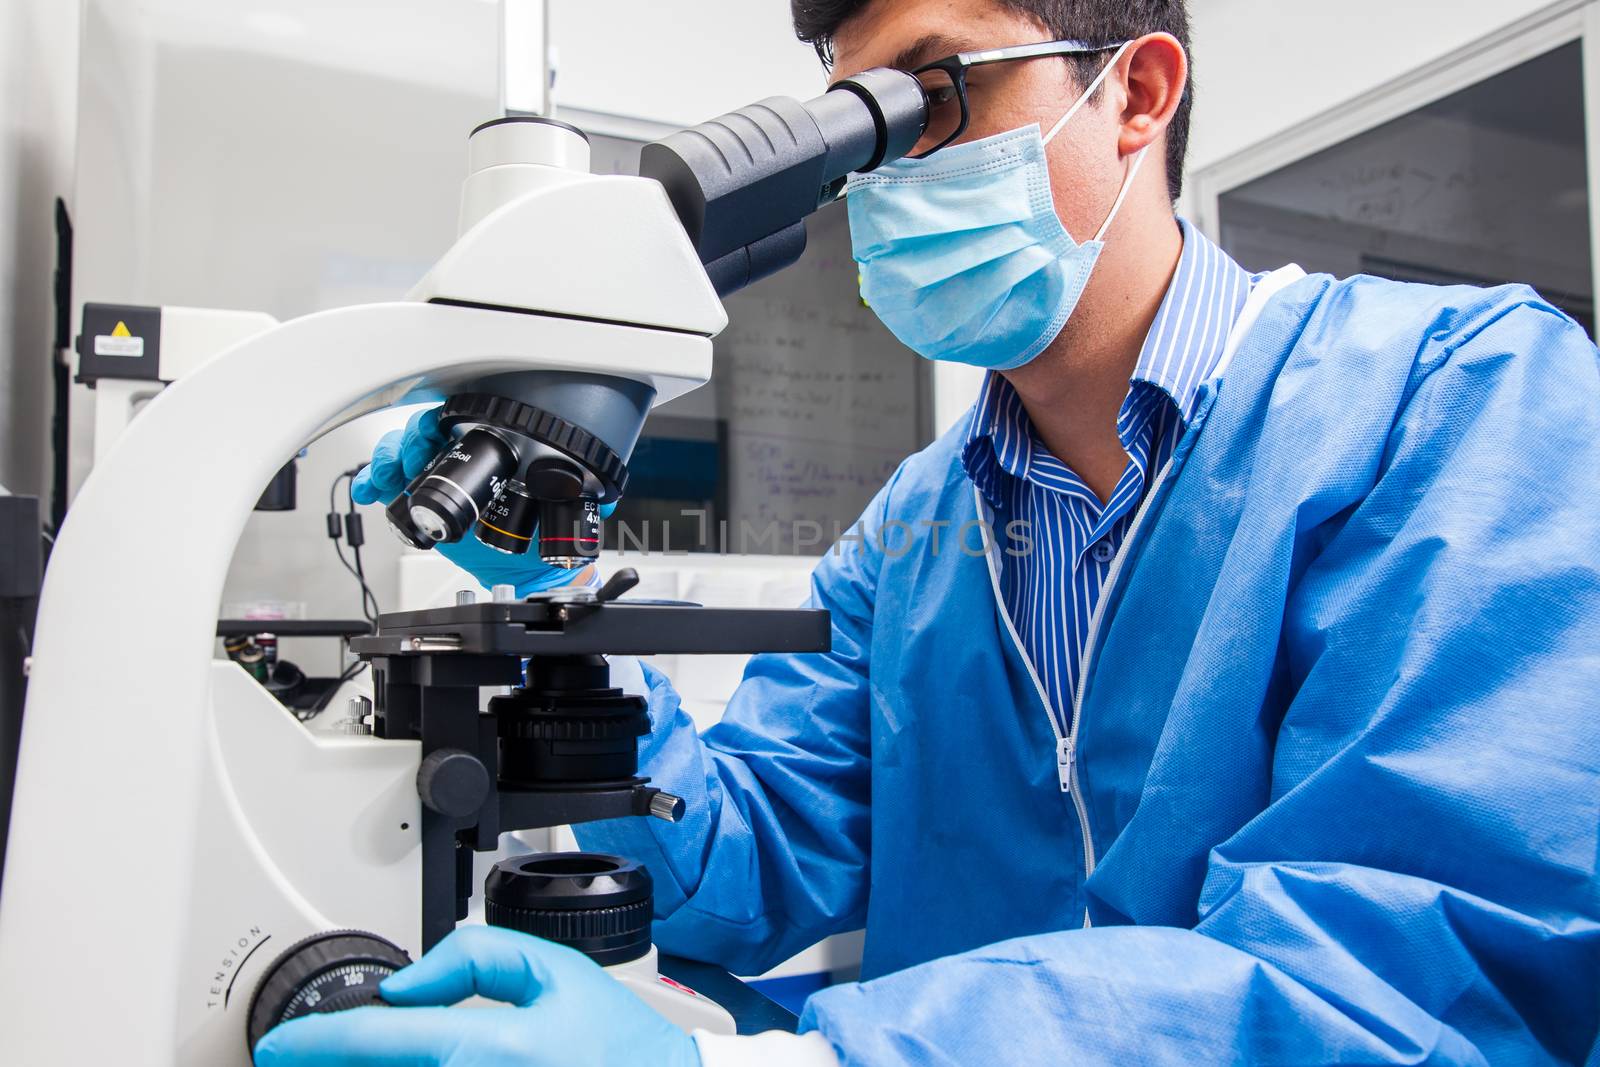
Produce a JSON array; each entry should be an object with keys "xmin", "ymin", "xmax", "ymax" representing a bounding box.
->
[
  {"xmin": 1128, "ymin": 218, "xmax": 1253, "ymax": 423},
  {"xmin": 963, "ymin": 218, "xmax": 1253, "ymax": 502}
]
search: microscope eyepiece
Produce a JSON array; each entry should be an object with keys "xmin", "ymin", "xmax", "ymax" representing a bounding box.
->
[
  {"xmin": 640, "ymin": 66, "xmax": 928, "ymax": 296},
  {"xmin": 813, "ymin": 67, "xmax": 930, "ymax": 176}
]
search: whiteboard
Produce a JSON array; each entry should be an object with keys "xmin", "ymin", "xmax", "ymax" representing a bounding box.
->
[{"xmin": 712, "ymin": 200, "xmax": 931, "ymax": 541}]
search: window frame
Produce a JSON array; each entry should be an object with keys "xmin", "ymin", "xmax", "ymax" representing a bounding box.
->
[{"xmin": 1185, "ymin": 0, "xmax": 1600, "ymax": 325}]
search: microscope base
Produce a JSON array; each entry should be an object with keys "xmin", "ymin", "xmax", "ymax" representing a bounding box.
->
[{"xmin": 610, "ymin": 945, "xmax": 736, "ymax": 1035}]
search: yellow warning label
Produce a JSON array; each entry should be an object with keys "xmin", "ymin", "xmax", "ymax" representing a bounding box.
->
[{"xmin": 111, "ymin": 321, "xmax": 132, "ymax": 338}]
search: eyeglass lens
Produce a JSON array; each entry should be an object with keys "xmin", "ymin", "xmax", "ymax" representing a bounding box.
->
[{"xmin": 913, "ymin": 66, "xmax": 963, "ymax": 155}]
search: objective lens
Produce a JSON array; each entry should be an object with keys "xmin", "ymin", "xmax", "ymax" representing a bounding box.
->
[
  {"xmin": 409, "ymin": 506, "xmax": 452, "ymax": 543},
  {"xmin": 477, "ymin": 480, "xmax": 537, "ymax": 555},
  {"xmin": 386, "ymin": 488, "xmax": 433, "ymax": 550},
  {"xmin": 406, "ymin": 428, "xmax": 519, "ymax": 545},
  {"xmin": 537, "ymin": 498, "xmax": 601, "ymax": 568}
]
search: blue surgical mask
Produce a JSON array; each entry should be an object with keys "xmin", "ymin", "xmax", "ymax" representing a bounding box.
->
[{"xmin": 846, "ymin": 43, "xmax": 1146, "ymax": 370}]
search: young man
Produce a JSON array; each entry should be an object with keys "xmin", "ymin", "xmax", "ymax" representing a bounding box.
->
[{"xmin": 258, "ymin": 1, "xmax": 1600, "ymax": 1064}]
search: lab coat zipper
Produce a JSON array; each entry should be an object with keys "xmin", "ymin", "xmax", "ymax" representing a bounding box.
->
[
  {"xmin": 1061, "ymin": 271, "xmax": 1299, "ymax": 823},
  {"xmin": 1055, "ymin": 266, "xmax": 1303, "ymax": 913},
  {"xmin": 974, "ymin": 484, "xmax": 1097, "ymax": 925},
  {"xmin": 975, "ymin": 450, "xmax": 1180, "ymax": 927},
  {"xmin": 1063, "ymin": 454, "xmax": 1179, "ymax": 873}
]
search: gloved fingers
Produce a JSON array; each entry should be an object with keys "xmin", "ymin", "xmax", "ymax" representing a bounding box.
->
[
  {"xmin": 404, "ymin": 404, "xmax": 443, "ymax": 444},
  {"xmin": 599, "ymin": 501, "xmax": 619, "ymax": 519},
  {"xmin": 380, "ymin": 926, "xmax": 587, "ymax": 1008},
  {"xmin": 351, "ymin": 430, "xmax": 408, "ymax": 506},
  {"xmin": 400, "ymin": 406, "xmax": 448, "ymax": 480},
  {"xmin": 349, "ymin": 467, "xmax": 382, "ymax": 507},
  {"xmin": 434, "ymin": 535, "xmax": 501, "ymax": 582},
  {"xmin": 252, "ymin": 1004, "xmax": 496, "ymax": 1065}
]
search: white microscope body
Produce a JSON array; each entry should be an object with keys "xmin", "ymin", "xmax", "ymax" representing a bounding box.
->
[
  {"xmin": 0, "ymin": 119, "xmax": 729, "ymax": 1064},
  {"xmin": 0, "ymin": 56, "xmax": 928, "ymax": 1061}
]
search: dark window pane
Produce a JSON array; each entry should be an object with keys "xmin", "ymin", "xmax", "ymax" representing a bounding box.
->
[{"xmin": 1218, "ymin": 42, "xmax": 1592, "ymax": 335}]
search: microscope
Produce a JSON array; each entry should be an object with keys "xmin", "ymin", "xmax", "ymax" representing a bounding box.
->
[{"xmin": 0, "ymin": 65, "xmax": 926, "ymax": 1065}]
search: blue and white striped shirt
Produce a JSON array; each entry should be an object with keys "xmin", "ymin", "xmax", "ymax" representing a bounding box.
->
[{"xmin": 963, "ymin": 220, "xmax": 1254, "ymax": 732}]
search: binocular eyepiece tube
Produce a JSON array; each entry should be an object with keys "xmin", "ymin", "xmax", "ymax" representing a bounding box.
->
[{"xmin": 640, "ymin": 66, "xmax": 928, "ymax": 295}]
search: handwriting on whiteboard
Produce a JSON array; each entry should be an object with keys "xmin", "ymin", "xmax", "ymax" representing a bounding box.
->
[{"xmin": 712, "ymin": 202, "xmax": 928, "ymax": 544}]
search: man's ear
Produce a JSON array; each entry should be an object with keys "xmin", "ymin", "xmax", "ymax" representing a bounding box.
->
[{"xmin": 1117, "ymin": 33, "xmax": 1187, "ymax": 157}]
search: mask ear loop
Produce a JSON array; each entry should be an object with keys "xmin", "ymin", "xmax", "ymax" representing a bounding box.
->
[
  {"xmin": 1042, "ymin": 39, "xmax": 1136, "ymax": 147},
  {"xmin": 1036, "ymin": 40, "xmax": 1151, "ymax": 243},
  {"xmin": 1094, "ymin": 145, "xmax": 1149, "ymax": 242}
]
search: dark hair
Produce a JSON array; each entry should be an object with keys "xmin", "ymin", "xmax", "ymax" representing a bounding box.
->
[{"xmin": 792, "ymin": 0, "xmax": 1193, "ymax": 201}]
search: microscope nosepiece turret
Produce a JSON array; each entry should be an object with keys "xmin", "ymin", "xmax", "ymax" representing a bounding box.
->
[{"xmin": 380, "ymin": 394, "xmax": 629, "ymax": 569}]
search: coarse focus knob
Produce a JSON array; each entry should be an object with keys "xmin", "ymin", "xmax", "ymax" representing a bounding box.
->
[
  {"xmin": 417, "ymin": 748, "xmax": 491, "ymax": 818},
  {"xmin": 246, "ymin": 930, "xmax": 411, "ymax": 1059}
]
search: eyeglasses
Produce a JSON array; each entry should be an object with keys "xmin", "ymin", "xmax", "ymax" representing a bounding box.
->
[{"xmin": 909, "ymin": 39, "xmax": 1129, "ymax": 158}]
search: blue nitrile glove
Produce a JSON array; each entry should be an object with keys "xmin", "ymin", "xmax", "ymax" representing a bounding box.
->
[
  {"xmin": 352, "ymin": 406, "xmax": 615, "ymax": 597},
  {"xmin": 253, "ymin": 926, "xmax": 701, "ymax": 1067}
]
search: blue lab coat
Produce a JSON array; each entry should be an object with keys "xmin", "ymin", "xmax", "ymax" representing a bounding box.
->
[{"xmin": 579, "ymin": 274, "xmax": 1600, "ymax": 1065}]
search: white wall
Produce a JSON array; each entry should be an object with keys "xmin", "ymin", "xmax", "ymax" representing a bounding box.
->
[
  {"xmin": 550, "ymin": 0, "xmax": 826, "ymax": 128},
  {"xmin": 0, "ymin": 0, "xmax": 79, "ymax": 502},
  {"xmin": 1186, "ymin": 0, "xmax": 1564, "ymax": 173},
  {"xmin": 67, "ymin": 0, "xmax": 507, "ymax": 671}
]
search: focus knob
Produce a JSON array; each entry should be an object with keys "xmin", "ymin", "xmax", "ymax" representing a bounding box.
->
[
  {"xmin": 246, "ymin": 930, "xmax": 411, "ymax": 1059},
  {"xmin": 417, "ymin": 748, "xmax": 491, "ymax": 818}
]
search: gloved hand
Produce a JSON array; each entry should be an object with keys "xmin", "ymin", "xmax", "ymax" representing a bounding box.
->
[
  {"xmin": 252, "ymin": 926, "xmax": 702, "ymax": 1067},
  {"xmin": 352, "ymin": 406, "xmax": 613, "ymax": 597}
]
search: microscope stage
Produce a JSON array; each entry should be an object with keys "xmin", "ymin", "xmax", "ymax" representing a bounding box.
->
[{"xmin": 351, "ymin": 599, "xmax": 831, "ymax": 659}]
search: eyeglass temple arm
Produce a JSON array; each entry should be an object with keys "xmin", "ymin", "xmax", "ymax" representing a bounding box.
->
[{"xmin": 955, "ymin": 38, "xmax": 1125, "ymax": 67}]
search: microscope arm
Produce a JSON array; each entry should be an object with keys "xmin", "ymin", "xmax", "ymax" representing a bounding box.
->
[{"xmin": 0, "ymin": 299, "xmax": 709, "ymax": 1063}]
